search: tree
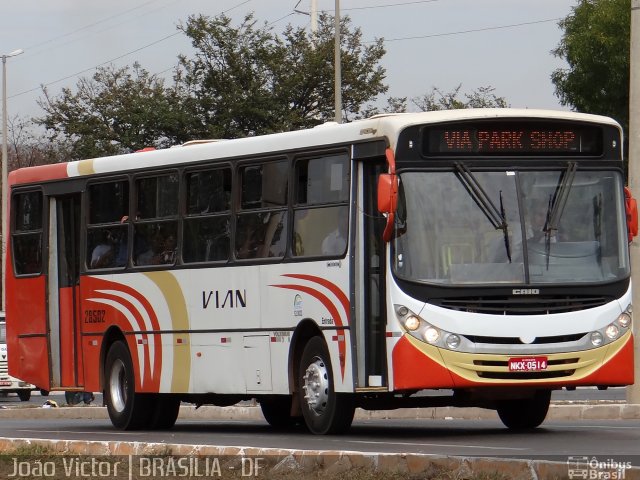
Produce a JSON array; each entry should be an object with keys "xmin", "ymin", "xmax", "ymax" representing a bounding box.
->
[
  {"xmin": 7, "ymin": 116, "xmax": 72, "ymax": 169},
  {"xmin": 176, "ymin": 12, "xmax": 388, "ymax": 137},
  {"xmin": 412, "ymin": 85, "xmax": 508, "ymax": 111},
  {"xmin": 551, "ymin": 0, "xmax": 630, "ymax": 132},
  {"xmin": 36, "ymin": 63, "xmax": 195, "ymax": 159}
]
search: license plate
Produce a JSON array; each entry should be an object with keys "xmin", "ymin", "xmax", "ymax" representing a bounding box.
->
[
  {"xmin": 508, "ymin": 356, "xmax": 548, "ymax": 372},
  {"xmin": 0, "ymin": 381, "xmax": 12, "ymax": 386}
]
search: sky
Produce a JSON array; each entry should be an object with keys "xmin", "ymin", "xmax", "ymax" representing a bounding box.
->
[{"xmin": 1, "ymin": 0, "xmax": 578, "ymax": 125}]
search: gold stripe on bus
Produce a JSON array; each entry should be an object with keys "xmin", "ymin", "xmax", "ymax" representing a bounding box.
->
[
  {"xmin": 76, "ymin": 159, "xmax": 96, "ymax": 175},
  {"xmin": 405, "ymin": 330, "xmax": 631, "ymax": 384},
  {"xmin": 144, "ymin": 271, "xmax": 191, "ymax": 393}
]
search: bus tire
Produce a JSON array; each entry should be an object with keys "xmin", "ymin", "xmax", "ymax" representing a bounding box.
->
[
  {"xmin": 104, "ymin": 340, "xmax": 152, "ymax": 430},
  {"xmin": 259, "ymin": 395, "xmax": 299, "ymax": 429},
  {"xmin": 149, "ymin": 395, "xmax": 181, "ymax": 430},
  {"xmin": 17, "ymin": 390, "xmax": 31, "ymax": 402},
  {"xmin": 297, "ymin": 336, "xmax": 354, "ymax": 435},
  {"xmin": 497, "ymin": 390, "xmax": 551, "ymax": 430}
]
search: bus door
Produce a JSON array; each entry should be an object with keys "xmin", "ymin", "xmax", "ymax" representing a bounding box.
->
[
  {"xmin": 354, "ymin": 158, "xmax": 387, "ymax": 389},
  {"xmin": 46, "ymin": 193, "xmax": 83, "ymax": 389}
]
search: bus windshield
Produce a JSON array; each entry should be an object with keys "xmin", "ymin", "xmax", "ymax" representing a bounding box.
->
[{"xmin": 393, "ymin": 168, "xmax": 629, "ymax": 285}]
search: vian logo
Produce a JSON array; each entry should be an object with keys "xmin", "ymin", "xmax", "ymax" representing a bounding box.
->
[{"xmin": 512, "ymin": 289, "xmax": 540, "ymax": 295}]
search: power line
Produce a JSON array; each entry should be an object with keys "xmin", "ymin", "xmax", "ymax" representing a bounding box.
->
[
  {"xmin": 9, "ymin": 0, "xmax": 254, "ymax": 100},
  {"xmin": 24, "ymin": 0, "xmax": 164, "ymax": 53},
  {"xmin": 380, "ymin": 17, "xmax": 561, "ymax": 43},
  {"xmin": 342, "ymin": 0, "xmax": 439, "ymax": 11},
  {"xmin": 11, "ymin": 32, "xmax": 182, "ymax": 99}
]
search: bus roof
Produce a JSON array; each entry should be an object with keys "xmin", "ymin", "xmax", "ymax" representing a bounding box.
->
[{"xmin": 9, "ymin": 109, "xmax": 622, "ymax": 185}]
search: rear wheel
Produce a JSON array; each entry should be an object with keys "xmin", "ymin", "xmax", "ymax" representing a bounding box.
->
[
  {"xmin": 104, "ymin": 340, "xmax": 152, "ymax": 430},
  {"xmin": 149, "ymin": 395, "xmax": 181, "ymax": 430},
  {"xmin": 297, "ymin": 336, "xmax": 354, "ymax": 435},
  {"xmin": 497, "ymin": 390, "xmax": 551, "ymax": 430}
]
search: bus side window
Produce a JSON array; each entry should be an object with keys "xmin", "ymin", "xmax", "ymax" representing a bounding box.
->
[
  {"xmin": 183, "ymin": 167, "xmax": 231, "ymax": 263},
  {"xmin": 292, "ymin": 154, "xmax": 350, "ymax": 257},
  {"xmin": 86, "ymin": 180, "xmax": 129, "ymax": 270},
  {"xmin": 12, "ymin": 191, "xmax": 43, "ymax": 275},
  {"xmin": 133, "ymin": 173, "xmax": 178, "ymax": 266},
  {"xmin": 235, "ymin": 161, "xmax": 288, "ymax": 260}
]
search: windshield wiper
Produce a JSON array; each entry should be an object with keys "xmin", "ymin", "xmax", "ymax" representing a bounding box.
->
[
  {"xmin": 455, "ymin": 162, "xmax": 511, "ymax": 263},
  {"xmin": 543, "ymin": 162, "xmax": 577, "ymax": 268}
]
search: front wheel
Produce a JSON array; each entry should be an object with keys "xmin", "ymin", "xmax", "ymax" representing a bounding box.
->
[
  {"xmin": 297, "ymin": 336, "xmax": 354, "ymax": 435},
  {"xmin": 104, "ymin": 340, "xmax": 152, "ymax": 430},
  {"xmin": 497, "ymin": 390, "xmax": 551, "ymax": 430},
  {"xmin": 17, "ymin": 390, "xmax": 31, "ymax": 402},
  {"xmin": 260, "ymin": 395, "xmax": 300, "ymax": 429}
]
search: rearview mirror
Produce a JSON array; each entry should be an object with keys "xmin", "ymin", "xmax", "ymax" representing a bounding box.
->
[
  {"xmin": 377, "ymin": 173, "xmax": 398, "ymax": 214},
  {"xmin": 625, "ymin": 186, "xmax": 638, "ymax": 242}
]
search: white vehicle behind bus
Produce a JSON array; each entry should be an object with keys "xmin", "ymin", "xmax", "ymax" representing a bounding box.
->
[{"xmin": 0, "ymin": 312, "xmax": 34, "ymax": 401}]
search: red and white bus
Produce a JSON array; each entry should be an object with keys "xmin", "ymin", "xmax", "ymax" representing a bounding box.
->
[{"xmin": 6, "ymin": 109, "xmax": 637, "ymax": 434}]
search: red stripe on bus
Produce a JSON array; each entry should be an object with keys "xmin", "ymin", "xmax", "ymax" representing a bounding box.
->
[
  {"xmin": 9, "ymin": 163, "xmax": 68, "ymax": 184},
  {"xmin": 271, "ymin": 283, "xmax": 347, "ymax": 380},
  {"xmin": 282, "ymin": 274, "xmax": 350, "ymax": 325}
]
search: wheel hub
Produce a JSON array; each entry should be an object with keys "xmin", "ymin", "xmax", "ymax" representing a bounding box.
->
[
  {"xmin": 302, "ymin": 357, "xmax": 329, "ymax": 415},
  {"xmin": 109, "ymin": 358, "xmax": 127, "ymax": 413}
]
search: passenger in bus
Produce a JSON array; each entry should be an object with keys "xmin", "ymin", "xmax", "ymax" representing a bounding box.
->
[
  {"xmin": 152, "ymin": 234, "xmax": 177, "ymax": 264},
  {"xmin": 90, "ymin": 231, "xmax": 115, "ymax": 269},
  {"xmin": 321, "ymin": 213, "xmax": 348, "ymax": 255}
]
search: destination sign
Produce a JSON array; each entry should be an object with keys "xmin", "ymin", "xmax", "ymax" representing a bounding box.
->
[{"xmin": 422, "ymin": 122, "xmax": 603, "ymax": 156}]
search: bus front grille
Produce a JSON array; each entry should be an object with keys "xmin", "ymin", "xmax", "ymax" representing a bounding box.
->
[
  {"xmin": 464, "ymin": 333, "xmax": 587, "ymax": 345},
  {"xmin": 436, "ymin": 295, "xmax": 612, "ymax": 315}
]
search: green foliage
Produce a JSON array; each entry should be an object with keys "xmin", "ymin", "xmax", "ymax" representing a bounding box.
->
[
  {"xmin": 551, "ymin": 0, "xmax": 630, "ymax": 131},
  {"xmin": 176, "ymin": 12, "xmax": 388, "ymax": 137},
  {"xmin": 412, "ymin": 85, "xmax": 508, "ymax": 111},
  {"xmin": 36, "ymin": 63, "xmax": 196, "ymax": 159}
]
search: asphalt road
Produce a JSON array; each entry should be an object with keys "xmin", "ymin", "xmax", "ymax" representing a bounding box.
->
[{"xmin": 0, "ymin": 415, "xmax": 638, "ymax": 465}]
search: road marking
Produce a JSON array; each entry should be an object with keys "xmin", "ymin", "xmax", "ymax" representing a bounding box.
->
[
  {"xmin": 550, "ymin": 424, "xmax": 640, "ymax": 429},
  {"xmin": 347, "ymin": 440, "xmax": 527, "ymax": 451},
  {"xmin": 18, "ymin": 429, "xmax": 138, "ymax": 436}
]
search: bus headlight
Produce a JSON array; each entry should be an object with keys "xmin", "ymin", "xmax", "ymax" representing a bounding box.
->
[
  {"xmin": 617, "ymin": 312, "xmax": 631, "ymax": 329},
  {"xmin": 445, "ymin": 334, "xmax": 461, "ymax": 349},
  {"xmin": 404, "ymin": 315, "xmax": 421, "ymax": 331},
  {"xmin": 394, "ymin": 305, "xmax": 465, "ymax": 351},
  {"xmin": 424, "ymin": 327, "xmax": 440, "ymax": 344},
  {"xmin": 605, "ymin": 324, "xmax": 620, "ymax": 340},
  {"xmin": 590, "ymin": 331, "xmax": 604, "ymax": 347}
]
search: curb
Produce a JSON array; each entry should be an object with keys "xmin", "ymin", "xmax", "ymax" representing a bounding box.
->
[{"xmin": 1, "ymin": 437, "xmax": 638, "ymax": 480}]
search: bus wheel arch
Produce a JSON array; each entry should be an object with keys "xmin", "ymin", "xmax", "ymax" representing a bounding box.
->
[
  {"xmin": 287, "ymin": 319, "xmax": 322, "ymax": 417},
  {"xmin": 99, "ymin": 326, "xmax": 127, "ymax": 393}
]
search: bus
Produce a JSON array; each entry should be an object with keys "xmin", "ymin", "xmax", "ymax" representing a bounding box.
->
[{"xmin": 6, "ymin": 109, "xmax": 637, "ymax": 434}]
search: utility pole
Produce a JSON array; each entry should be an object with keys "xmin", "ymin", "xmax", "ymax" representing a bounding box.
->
[
  {"xmin": 311, "ymin": 0, "xmax": 318, "ymax": 34},
  {"xmin": 1, "ymin": 48, "xmax": 23, "ymax": 313},
  {"xmin": 334, "ymin": 0, "xmax": 342, "ymax": 123},
  {"xmin": 627, "ymin": 0, "xmax": 640, "ymax": 404}
]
